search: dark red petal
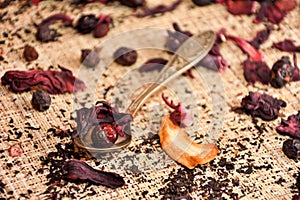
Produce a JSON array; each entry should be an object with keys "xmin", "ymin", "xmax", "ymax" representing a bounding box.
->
[
  {"xmin": 293, "ymin": 53, "xmax": 300, "ymax": 81},
  {"xmin": 276, "ymin": 111, "xmax": 300, "ymax": 138},
  {"xmin": 138, "ymin": 58, "xmax": 168, "ymax": 72},
  {"xmin": 273, "ymin": 39, "xmax": 300, "ymax": 52},
  {"xmin": 224, "ymin": 33, "xmax": 264, "ymax": 62},
  {"xmin": 62, "ymin": 160, "xmax": 125, "ymax": 188},
  {"xmin": 1, "ymin": 67, "xmax": 85, "ymax": 94},
  {"xmin": 226, "ymin": 0, "xmax": 258, "ymax": 15},
  {"xmin": 162, "ymin": 93, "xmax": 192, "ymax": 126},
  {"xmin": 243, "ymin": 59, "xmax": 270, "ymax": 84},
  {"xmin": 249, "ymin": 25, "xmax": 273, "ymax": 49},
  {"xmin": 137, "ymin": 0, "xmax": 182, "ymax": 17}
]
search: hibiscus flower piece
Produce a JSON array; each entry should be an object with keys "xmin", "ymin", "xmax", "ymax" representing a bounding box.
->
[
  {"xmin": 276, "ymin": 111, "xmax": 300, "ymax": 138},
  {"xmin": 138, "ymin": 58, "xmax": 168, "ymax": 72},
  {"xmin": 243, "ymin": 59, "xmax": 270, "ymax": 85},
  {"xmin": 62, "ymin": 159, "xmax": 125, "ymax": 188},
  {"xmin": 241, "ymin": 92, "xmax": 286, "ymax": 121},
  {"xmin": 273, "ymin": 39, "xmax": 300, "ymax": 52},
  {"xmin": 1, "ymin": 66, "xmax": 86, "ymax": 94}
]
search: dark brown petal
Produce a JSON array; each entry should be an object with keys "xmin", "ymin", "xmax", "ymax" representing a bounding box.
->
[
  {"xmin": 273, "ymin": 39, "xmax": 300, "ymax": 52},
  {"xmin": 276, "ymin": 111, "xmax": 300, "ymax": 138},
  {"xmin": 62, "ymin": 160, "xmax": 125, "ymax": 188}
]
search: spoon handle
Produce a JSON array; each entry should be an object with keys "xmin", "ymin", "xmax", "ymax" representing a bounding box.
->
[{"xmin": 126, "ymin": 30, "xmax": 216, "ymax": 117}]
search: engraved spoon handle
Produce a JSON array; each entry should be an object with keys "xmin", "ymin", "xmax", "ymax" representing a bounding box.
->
[{"xmin": 126, "ymin": 30, "xmax": 216, "ymax": 117}]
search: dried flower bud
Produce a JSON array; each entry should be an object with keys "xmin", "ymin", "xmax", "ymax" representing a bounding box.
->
[
  {"xmin": 270, "ymin": 56, "xmax": 294, "ymax": 88},
  {"xmin": 81, "ymin": 49, "xmax": 100, "ymax": 68},
  {"xmin": 32, "ymin": 89, "xmax": 51, "ymax": 112},
  {"xmin": 23, "ymin": 45, "xmax": 39, "ymax": 62},
  {"xmin": 75, "ymin": 14, "xmax": 98, "ymax": 34},
  {"xmin": 113, "ymin": 47, "xmax": 137, "ymax": 66},
  {"xmin": 282, "ymin": 139, "xmax": 299, "ymax": 159},
  {"xmin": 9, "ymin": 145, "xmax": 23, "ymax": 157}
]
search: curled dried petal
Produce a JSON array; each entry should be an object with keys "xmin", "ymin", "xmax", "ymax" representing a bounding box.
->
[
  {"xmin": 276, "ymin": 111, "xmax": 300, "ymax": 138},
  {"xmin": 62, "ymin": 160, "xmax": 125, "ymax": 188},
  {"xmin": 138, "ymin": 58, "xmax": 168, "ymax": 72},
  {"xmin": 74, "ymin": 101, "xmax": 132, "ymax": 148},
  {"xmin": 1, "ymin": 66, "xmax": 86, "ymax": 94},
  {"xmin": 241, "ymin": 92, "xmax": 286, "ymax": 121},
  {"xmin": 243, "ymin": 59, "xmax": 270, "ymax": 85},
  {"xmin": 273, "ymin": 39, "xmax": 300, "ymax": 52},
  {"xmin": 162, "ymin": 93, "xmax": 192, "ymax": 127},
  {"xmin": 137, "ymin": 0, "xmax": 182, "ymax": 17}
]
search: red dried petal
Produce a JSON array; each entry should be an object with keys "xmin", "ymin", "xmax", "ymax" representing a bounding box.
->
[
  {"xmin": 138, "ymin": 58, "xmax": 168, "ymax": 72},
  {"xmin": 226, "ymin": 0, "xmax": 258, "ymax": 15},
  {"xmin": 30, "ymin": 0, "xmax": 40, "ymax": 5},
  {"xmin": 1, "ymin": 66, "xmax": 86, "ymax": 94},
  {"xmin": 224, "ymin": 33, "xmax": 263, "ymax": 62},
  {"xmin": 243, "ymin": 59, "xmax": 270, "ymax": 85},
  {"xmin": 241, "ymin": 92, "xmax": 286, "ymax": 121},
  {"xmin": 254, "ymin": 0, "xmax": 296, "ymax": 24},
  {"xmin": 249, "ymin": 25, "xmax": 273, "ymax": 49},
  {"xmin": 162, "ymin": 93, "xmax": 192, "ymax": 127},
  {"xmin": 273, "ymin": 39, "xmax": 300, "ymax": 52},
  {"xmin": 62, "ymin": 160, "xmax": 125, "ymax": 188},
  {"xmin": 137, "ymin": 0, "xmax": 182, "ymax": 17},
  {"xmin": 276, "ymin": 111, "xmax": 300, "ymax": 138}
]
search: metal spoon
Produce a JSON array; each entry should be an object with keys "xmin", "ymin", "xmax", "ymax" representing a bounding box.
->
[{"xmin": 74, "ymin": 30, "xmax": 216, "ymax": 152}]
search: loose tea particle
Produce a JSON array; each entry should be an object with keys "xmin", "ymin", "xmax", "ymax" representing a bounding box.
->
[
  {"xmin": 113, "ymin": 47, "xmax": 137, "ymax": 66},
  {"xmin": 23, "ymin": 44, "xmax": 39, "ymax": 62},
  {"xmin": 32, "ymin": 89, "xmax": 51, "ymax": 112},
  {"xmin": 192, "ymin": 0, "xmax": 214, "ymax": 6},
  {"xmin": 62, "ymin": 160, "xmax": 125, "ymax": 188}
]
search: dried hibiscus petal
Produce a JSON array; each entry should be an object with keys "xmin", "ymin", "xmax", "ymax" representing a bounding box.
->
[
  {"xmin": 165, "ymin": 23, "xmax": 192, "ymax": 53},
  {"xmin": 1, "ymin": 66, "xmax": 86, "ymax": 94},
  {"xmin": 137, "ymin": 0, "xmax": 182, "ymax": 17},
  {"xmin": 241, "ymin": 92, "xmax": 286, "ymax": 121},
  {"xmin": 162, "ymin": 93, "xmax": 192, "ymax": 127},
  {"xmin": 276, "ymin": 111, "xmax": 300, "ymax": 138},
  {"xmin": 36, "ymin": 14, "xmax": 73, "ymax": 42},
  {"xmin": 254, "ymin": 0, "xmax": 297, "ymax": 24},
  {"xmin": 273, "ymin": 39, "xmax": 300, "ymax": 52},
  {"xmin": 216, "ymin": 0, "xmax": 258, "ymax": 15},
  {"xmin": 222, "ymin": 31, "xmax": 263, "ymax": 62},
  {"xmin": 62, "ymin": 160, "xmax": 125, "ymax": 188},
  {"xmin": 74, "ymin": 101, "xmax": 132, "ymax": 148},
  {"xmin": 138, "ymin": 58, "xmax": 168, "ymax": 72},
  {"xmin": 243, "ymin": 59, "xmax": 270, "ymax": 84},
  {"xmin": 166, "ymin": 24, "xmax": 227, "ymax": 72},
  {"xmin": 249, "ymin": 25, "xmax": 273, "ymax": 50}
]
